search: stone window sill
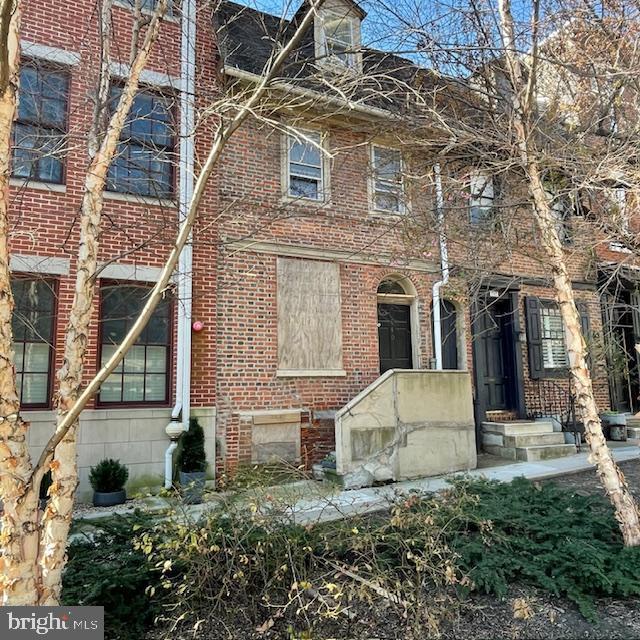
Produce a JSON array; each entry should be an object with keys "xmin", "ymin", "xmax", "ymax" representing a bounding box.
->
[
  {"xmin": 277, "ymin": 369, "xmax": 346, "ymax": 378},
  {"xmin": 10, "ymin": 178, "xmax": 66, "ymax": 193}
]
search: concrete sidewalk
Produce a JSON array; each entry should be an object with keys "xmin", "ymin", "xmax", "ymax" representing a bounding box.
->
[
  {"xmin": 75, "ymin": 444, "xmax": 640, "ymax": 526},
  {"xmin": 287, "ymin": 444, "xmax": 640, "ymax": 525}
]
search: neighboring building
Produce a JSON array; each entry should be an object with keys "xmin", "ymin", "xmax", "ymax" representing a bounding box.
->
[{"xmin": 10, "ymin": 0, "xmax": 626, "ymax": 499}]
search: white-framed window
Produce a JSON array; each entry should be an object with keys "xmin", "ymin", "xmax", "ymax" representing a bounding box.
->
[
  {"xmin": 319, "ymin": 10, "xmax": 358, "ymax": 68},
  {"xmin": 469, "ymin": 171, "xmax": 494, "ymax": 224},
  {"xmin": 286, "ymin": 130, "xmax": 326, "ymax": 201},
  {"xmin": 371, "ymin": 145, "xmax": 403, "ymax": 213},
  {"xmin": 540, "ymin": 305, "xmax": 568, "ymax": 369}
]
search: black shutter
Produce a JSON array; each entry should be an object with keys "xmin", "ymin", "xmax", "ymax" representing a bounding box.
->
[
  {"xmin": 525, "ymin": 296, "xmax": 543, "ymax": 379},
  {"xmin": 577, "ymin": 302, "xmax": 592, "ymax": 370}
]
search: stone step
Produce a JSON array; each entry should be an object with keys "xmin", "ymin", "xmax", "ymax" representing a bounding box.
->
[
  {"xmin": 627, "ymin": 426, "xmax": 640, "ymax": 440},
  {"xmin": 482, "ymin": 421, "xmax": 554, "ymax": 436},
  {"xmin": 482, "ymin": 432, "xmax": 565, "ymax": 448},
  {"xmin": 515, "ymin": 443, "xmax": 577, "ymax": 462}
]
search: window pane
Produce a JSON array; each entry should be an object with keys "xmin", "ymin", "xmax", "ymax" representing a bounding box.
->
[
  {"xmin": 124, "ymin": 345, "xmax": 146, "ymax": 372},
  {"xmin": 123, "ymin": 374, "xmax": 145, "ymax": 402},
  {"xmin": 375, "ymin": 191, "xmax": 400, "ymax": 212},
  {"xmin": 21, "ymin": 373, "xmax": 48, "ymax": 404},
  {"xmin": 24, "ymin": 343, "xmax": 50, "ymax": 372},
  {"xmin": 325, "ymin": 15, "xmax": 352, "ymax": 44},
  {"xmin": 100, "ymin": 344, "xmax": 123, "ymax": 372},
  {"xmin": 289, "ymin": 136, "xmax": 321, "ymax": 166},
  {"xmin": 145, "ymin": 374, "xmax": 166, "ymax": 401},
  {"xmin": 374, "ymin": 148, "xmax": 401, "ymax": 181},
  {"xmin": 100, "ymin": 374, "xmax": 123, "ymax": 402},
  {"xmin": 290, "ymin": 176, "xmax": 319, "ymax": 200},
  {"xmin": 146, "ymin": 345, "xmax": 167, "ymax": 372}
]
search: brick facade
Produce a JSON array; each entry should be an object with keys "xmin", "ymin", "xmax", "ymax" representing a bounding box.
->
[{"xmin": 9, "ymin": 0, "xmax": 626, "ymax": 496}]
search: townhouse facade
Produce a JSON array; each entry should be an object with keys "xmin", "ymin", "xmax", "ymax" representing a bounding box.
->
[{"xmin": 9, "ymin": 0, "xmax": 631, "ymax": 498}]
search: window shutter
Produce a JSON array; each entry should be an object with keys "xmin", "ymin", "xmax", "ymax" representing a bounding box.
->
[
  {"xmin": 631, "ymin": 291, "xmax": 640, "ymax": 341},
  {"xmin": 525, "ymin": 296, "xmax": 543, "ymax": 379},
  {"xmin": 577, "ymin": 302, "xmax": 592, "ymax": 370}
]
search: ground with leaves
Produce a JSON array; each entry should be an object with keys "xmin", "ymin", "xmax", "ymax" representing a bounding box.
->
[{"xmin": 64, "ymin": 464, "xmax": 640, "ymax": 640}]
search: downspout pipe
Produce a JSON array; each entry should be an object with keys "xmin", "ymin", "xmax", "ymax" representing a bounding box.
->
[
  {"xmin": 165, "ymin": 0, "xmax": 197, "ymax": 489},
  {"xmin": 432, "ymin": 163, "xmax": 449, "ymax": 371}
]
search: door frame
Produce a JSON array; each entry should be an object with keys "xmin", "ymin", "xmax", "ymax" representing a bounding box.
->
[
  {"xmin": 377, "ymin": 276, "xmax": 421, "ymax": 369},
  {"xmin": 471, "ymin": 288, "xmax": 526, "ymax": 442}
]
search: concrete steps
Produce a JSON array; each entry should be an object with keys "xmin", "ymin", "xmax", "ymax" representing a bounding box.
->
[{"xmin": 482, "ymin": 420, "xmax": 577, "ymax": 461}]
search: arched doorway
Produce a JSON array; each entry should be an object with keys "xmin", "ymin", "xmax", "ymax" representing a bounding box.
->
[{"xmin": 377, "ymin": 276, "xmax": 418, "ymax": 373}]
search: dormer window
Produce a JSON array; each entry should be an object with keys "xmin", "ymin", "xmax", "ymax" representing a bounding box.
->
[
  {"xmin": 323, "ymin": 12, "xmax": 356, "ymax": 67},
  {"xmin": 315, "ymin": 2, "xmax": 363, "ymax": 71}
]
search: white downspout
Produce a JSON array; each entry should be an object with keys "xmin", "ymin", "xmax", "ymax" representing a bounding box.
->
[
  {"xmin": 432, "ymin": 163, "xmax": 449, "ymax": 370},
  {"xmin": 165, "ymin": 0, "xmax": 197, "ymax": 489}
]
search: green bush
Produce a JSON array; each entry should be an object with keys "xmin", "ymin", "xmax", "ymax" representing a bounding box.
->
[
  {"xmin": 89, "ymin": 459, "xmax": 129, "ymax": 493},
  {"xmin": 176, "ymin": 417, "xmax": 207, "ymax": 473},
  {"xmin": 439, "ymin": 477, "xmax": 640, "ymax": 619},
  {"xmin": 62, "ymin": 513, "xmax": 159, "ymax": 640}
]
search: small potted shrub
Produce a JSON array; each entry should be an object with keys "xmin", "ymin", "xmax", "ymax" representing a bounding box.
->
[
  {"xmin": 177, "ymin": 417, "xmax": 207, "ymax": 504},
  {"xmin": 90, "ymin": 458, "xmax": 129, "ymax": 507}
]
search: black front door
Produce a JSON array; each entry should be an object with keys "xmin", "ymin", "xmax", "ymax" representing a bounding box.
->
[
  {"xmin": 473, "ymin": 297, "xmax": 518, "ymax": 412},
  {"xmin": 378, "ymin": 303, "xmax": 412, "ymax": 373}
]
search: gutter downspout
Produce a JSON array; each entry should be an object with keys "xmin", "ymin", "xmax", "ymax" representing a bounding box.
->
[
  {"xmin": 432, "ymin": 163, "xmax": 449, "ymax": 370},
  {"xmin": 165, "ymin": 0, "xmax": 197, "ymax": 489}
]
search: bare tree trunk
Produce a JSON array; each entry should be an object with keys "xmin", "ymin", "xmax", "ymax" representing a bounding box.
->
[
  {"xmin": 36, "ymin": 0, "xmax": 169, "ymax": 605},
  {"xmin": 0, "ymin": 0, "xmax": 44, "ymax": 606},
  {"xmin": 498, "ymin": 0, "xmax": 640, "ymax": 546}
]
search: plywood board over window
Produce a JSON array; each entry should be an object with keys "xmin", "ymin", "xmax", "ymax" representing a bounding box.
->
[{"xmin": 277, "ymin": 257, "xmax": 344, "ymax": 376}]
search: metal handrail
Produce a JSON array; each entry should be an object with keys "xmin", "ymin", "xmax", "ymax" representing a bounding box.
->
[{"xmin": 527, "ymin": 378, "xmax": 583, "ymax": 452}]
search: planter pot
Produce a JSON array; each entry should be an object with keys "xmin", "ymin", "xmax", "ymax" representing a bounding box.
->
[
  {"xmin": 610, "ymin": 424, "xmax": 628, "ymax": 441},
  {"xmin": 601, "ymin": 413, "xmax": 627, "ymax": 426},
  {"xmin": 93, "ymin": 489, "xmax": 126, "ymax": 507},
  {"xmin": 321, "ymin": 460, "xmax": 337, "ymax": 469},
  {"xmin": 179, "ymin": 471, "xmax": 206, "ymax": 504}
]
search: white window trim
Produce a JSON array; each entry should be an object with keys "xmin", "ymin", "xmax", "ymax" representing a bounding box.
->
[
  {"xmin": 282, "ymin": 128, "xmax": 330, "ymax": 203},
  {"xmin": 369, "ymin": 144, "xmax": 405, "ymax": 215},
  {"xmin": 109, "ymin": 61, "xmax": 181, "ymax": 90},
  {"xmin": 314, "ymin": 8, "xmax": 362, "ymax": 72},
  {"xmin": 21, "ymin": 40, "xmax": 80, "ymax": 66}
]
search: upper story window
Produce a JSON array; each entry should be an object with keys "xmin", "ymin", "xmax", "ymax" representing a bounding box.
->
[
  {"xmin": 371, "ymin": 145, "xmax": 403, "ymax": 213},
  {"xmin": 286, "ymin": 130, "xmax": 326, "ymax": 201},
  {"xmin": 107, "ymin": 87, "xmax": 175, "ymax": 199},
  {"xmin": 469, "ymin": 172, "xmax": 494, "ymax": 224},
  {"xmin": 321, "ymin": 11, "xmax": 357, "ymax": 67},
  {"xmin": 99, "ymin": 284, "xmax": 171, "ymax": 405},
  {"xmin": 12, "ymin": 65, "xmax": 69, "ymax": 184},
  {"xmin": 12, "ymin": 278, "xmax": 56, "ymax": 407}
]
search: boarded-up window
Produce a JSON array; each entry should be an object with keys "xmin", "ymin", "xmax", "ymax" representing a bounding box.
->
[{"xmin": 277, "ymin": 258, "xmax": 343, "ymax": 372}]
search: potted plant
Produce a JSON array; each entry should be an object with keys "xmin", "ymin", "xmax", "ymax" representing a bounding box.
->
[
  {"xmin": 177, "ymin": 417, "xmax": 208, "ymax": 504},
  {"xmin": 89, "ymin": 458, "xmax": 129, "ymax": 507}
]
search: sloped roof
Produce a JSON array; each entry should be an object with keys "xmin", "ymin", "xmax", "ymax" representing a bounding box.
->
[{"xmin": 214, "ymin": 0, "xmax": 429, "ymax": 115}]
